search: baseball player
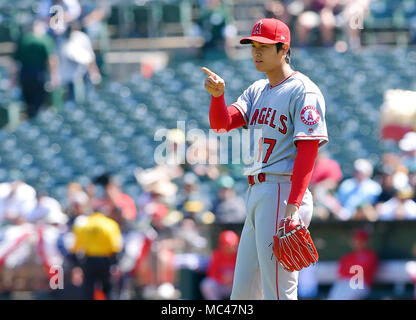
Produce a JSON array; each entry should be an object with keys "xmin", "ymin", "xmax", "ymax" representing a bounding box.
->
[{"xmin": 202, "ymin": 18, "xmax": 328, "ymax": 300}]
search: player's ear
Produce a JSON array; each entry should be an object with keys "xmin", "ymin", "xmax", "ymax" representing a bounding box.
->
[{"xmin": 282, "ymin": 44, "xmax": 291, "ymax": 64}]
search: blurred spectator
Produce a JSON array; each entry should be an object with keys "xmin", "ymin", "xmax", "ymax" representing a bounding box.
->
[
  {"xmin": 374, "ymin": 152, "xmax": 404, "ymax": 208},
  {"xmin": 135, "ymin": 165, "xmax": 179, "ymax": 221},
  {"xmin": 411, "ymin": 172, "xmax": 416, "ymax": 203},
  {"xmin": 38, "ymin": 0, "xmax": 82, "ymax": 34},
  {"xmin": 60, "ymin": 22, "xmax": 102, "ymax": 102},
  {"xmin": 137, "ymin": 182, "xmax": 176, "ymax": 223},
  {"xmin": 309, "ymin": 151, "xmax": 343, "ymax": 219},
  {"xmin": 197, "ymin": 0, "xmax": 236, "ymax": 56},
  {"xmin": 164, "ymin": 128, "xmax": 186, "ymax": 178},
  {"xmin": 66, "ymin": 182, "xmax": 91, "ymax": 226},
  {"xmin": 380, "ymin": 152, "xmax": 402, "ymax": 174},
  {"xmin": 0, "ymin": 181, "xmax": 37, "ymax": 224},
  {"xmin": 264, "ymin": 1, "xmax": 293, "ymax": 24},
  {"xmin": 295, "ymin": 0, "xmax": 344, "ymax": 47},
  {"xmin": 71, "ymin": 211, "xmax": 123, "ymax": 299},
  {"xmin": 351, "ymin": 203, "xmax": 377, "ymax": 221},
  {"xmin": 37, "ymin": 0, "xmax": 83, "ymax": 108},
  {"xmin": 200, "ymin": 230, "xmax": 239, "ymax": 300},
  {"xmin": 80, "ymin": 0, "xmax": 111, "ymax": 78},
  {"xmin": 104, "ymin": 179, "xmax": 137, "ymax": 222},
  {"xmin": 116, "ymin": 229, "xmax": 154, "ymax": 300},
  {"xmin": 295, "ymin": 0, "xmax": 371, "ymax": 49},
  {"xmin": 336, "ymin": 159, "xmax": 382, "ymax": 220},
  {"xmin": 176, "ymin": 172, "xmax": 213, "ymax": 223},
  {"xmin": 399, "ymin": 132, "xmax": 416, "ymax": 174},
  {"xmin": 340, "ymin": 0, "xmax": 372, "ymax": 50},
  {"xmin": 80, "ymin": 0, "xmax": 111, "ymax": 46},
  {"xmin": 85, "ymin": 176, "xmax": 108, "ymax": 210},
  {"xmin": 11, "ymin": 20, "xmax": 60, "ymax": 118},
  {"xmin": 377, "ymin": 185, "xmax": 416, "ymax": 221},
  {"xmin": 0, "ymin": 183, "xmax": 70, "ymax": 298},
  {"xmin": 171, "ymin": 218, "xmax": 210, "ymax": 300},
  {"xmin": 0, "ymin": 218, "xmax": 45, "ymax": 296},
  {"xmin": 38, "ymin": 209, "xmax": 80, "ymax": 299},
  {"xmin": 212, "ymin": 175, "xmax": 246, "ymax": 224},
  {"xmin": 27, "ymin": 192, "xmax": 64, "ymax": 223},
  {"xmin": 144, "ymin": 203, "xmax": 181, "ymax": 298},
  {"xmin": 66, "ymin": 182, "xmax": 88, "ymax": 207},
  {"xmin": 36, "ymin": 209, "xmax": 69, "ymax": 282},
  {"xmin": 327, "ymin": 229, "xmax": 379, "ymax": 300},
  {"xmin": 85, "ymin": 175, "xmax": 137, "ymax": 233},
  {"xmin": 311, "ymin": 151, "xmax": 343, "ymax": 186},
  {"xmin": 186, "ymin": 137, "xmax": 221, "ymax": 181},
  {"xmin": 60, "ymin": 266, "xmax": 84, "ymax": 299},
  {"xmin": 375, "ymin": 170, "xmax": 395, "ymax": 205},
  {"xmin": 173, "ymin": 218, "xmax": 209, "ymax": 255}
]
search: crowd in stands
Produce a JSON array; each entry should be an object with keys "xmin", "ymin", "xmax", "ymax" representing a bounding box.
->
[
  {"xmin": 0, "ymin": 126, "xmax": 415, "ymax": 299},
  {"xmin": 11, "ymin": 0, "xmax": 109, "ymax": 119},
  {"xmin": 202, "ymin": 0, "xmax": 416, "ymax": 56},
  {"xmin": 326, "ymin": 229, "xmax": 379, "ymax": 300},
  {"xmin": 12, "ymin": 0, "xmax": 416, "ymax": 119},
  {"xmin": 311, "ymin": 131, "xmax": 416, "ymax": 222},
  {"xmin": 263, "ymin": 0, "xmax": 373, "ymax": 49}
]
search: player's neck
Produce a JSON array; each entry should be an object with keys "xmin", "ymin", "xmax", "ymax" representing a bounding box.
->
[{"xmin": 266, "ymin": 64, "xmax": 294, "ymax": 88}]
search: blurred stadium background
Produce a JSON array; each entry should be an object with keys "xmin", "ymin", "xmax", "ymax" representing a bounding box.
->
[{"xmin": 0, "ymin": 0, "xmax": 415, "ymax": 300}]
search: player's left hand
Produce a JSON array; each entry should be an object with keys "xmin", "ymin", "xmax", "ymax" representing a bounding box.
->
[
  {"xmin": 284, "ymin": 203, "xmax": 299, "ymax": 218},
  {"xmin": 277, "ymin": 204, "xmax": 299, "ymax": 237},
  {"xmin": 273, "ymin": 216, "xmax": 319, "ymax": 272}
]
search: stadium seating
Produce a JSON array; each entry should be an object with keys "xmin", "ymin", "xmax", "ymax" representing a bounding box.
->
[
  {"xmin": 0, "ymin": 46, "xmax": 415, "ymax": 204},
  {"xmin": 0, "ymin": 0, "xmax": 414, "ymax": 42}
]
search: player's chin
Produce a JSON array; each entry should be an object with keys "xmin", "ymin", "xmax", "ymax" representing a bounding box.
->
[{"xmin": 254, "ymin": 63, "xmax": 266, "ymax": 72}]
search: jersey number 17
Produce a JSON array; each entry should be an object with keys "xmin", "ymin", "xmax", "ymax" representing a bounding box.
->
[{"xmin": 257, "ymin": 138, "xmax": 276, "ymax": 164}]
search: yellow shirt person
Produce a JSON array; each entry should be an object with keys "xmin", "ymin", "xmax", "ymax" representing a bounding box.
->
[{"xmin": 72, "ymin": 212, "xmax": 122, "ymax": 257}]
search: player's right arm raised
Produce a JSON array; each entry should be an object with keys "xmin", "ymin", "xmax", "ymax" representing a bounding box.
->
[
  {"xmin": 202, "ymin": 67, "xmax": 246, "ymax": 132},
  {"xmin": 202, "ymin": 67, "xmax": 225, "ymax": 97}
]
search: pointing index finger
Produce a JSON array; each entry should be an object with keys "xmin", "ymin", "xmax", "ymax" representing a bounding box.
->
[{"xmin": 202, "ymin": 67, "xmax": 216, "ymax": 77}]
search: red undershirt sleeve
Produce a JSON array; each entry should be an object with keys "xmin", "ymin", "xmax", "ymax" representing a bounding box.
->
[
  {"xmin": 287, "ymin": 140, "xmax": 319, "ymax": 208},
  {"xmin": 209, "ymin": 94, "xmax": 247, "ymax": 132}
]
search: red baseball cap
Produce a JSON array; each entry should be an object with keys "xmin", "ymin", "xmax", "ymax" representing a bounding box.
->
[
  {"xmin": 353, "ymin": 229, "xmax": 369, "ymax": 242},
  {"xmin": 240, "ymin": 18, "xmax": 291, "ymax": 46},
  {"xmin": 218, "ymin": 230, "xmax": 239, "ymax": 247}
]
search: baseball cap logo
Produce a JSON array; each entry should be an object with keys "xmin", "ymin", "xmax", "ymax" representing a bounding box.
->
[{"xmin": 253, "ymin": 20, "xmax": 263, "ymax": 35}]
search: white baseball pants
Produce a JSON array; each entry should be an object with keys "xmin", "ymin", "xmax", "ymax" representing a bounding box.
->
[{"xmin": 230, "ymin": 175, "xmax": 313, "ymax": 300}]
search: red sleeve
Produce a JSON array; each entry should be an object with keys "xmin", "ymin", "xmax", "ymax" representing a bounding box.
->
[
  {"xmin": 209, "ymin": 94, "xmax": 246, "ymax": 132},
  {"xmin": 287, "ymin": 140, "xmax": 319, "ymax": 208}
]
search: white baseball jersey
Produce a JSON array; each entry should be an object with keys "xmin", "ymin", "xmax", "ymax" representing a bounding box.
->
[
  {"xmin": 231, "ymin": 71, "xmax": 328, "ymax": 176},
  {"xmin": 229, "ymin": 71, "xmax": 328, "ymax": 300}
]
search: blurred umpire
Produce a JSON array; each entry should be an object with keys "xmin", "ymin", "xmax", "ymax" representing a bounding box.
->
[{"xmin": 71, "ymin": 211, "xmax": 122, "ymax": 300}]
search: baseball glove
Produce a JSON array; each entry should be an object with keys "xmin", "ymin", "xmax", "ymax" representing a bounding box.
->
[{"xmin": 273, "ymin": 217, "xmax": 319, "ymax": 272}]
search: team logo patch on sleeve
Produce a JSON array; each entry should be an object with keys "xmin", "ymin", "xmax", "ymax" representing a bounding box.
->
[{"xmin": 300, "ymin": 106, "xmax": 321, "ymax": 126}]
